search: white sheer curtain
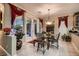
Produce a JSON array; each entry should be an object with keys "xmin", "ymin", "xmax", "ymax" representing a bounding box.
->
[{"xmin": 59, "ymin": 21, "xmax": 68, "ymax": 36}]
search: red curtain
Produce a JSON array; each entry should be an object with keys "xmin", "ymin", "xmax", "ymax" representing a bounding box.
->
[
  {"xmin": 58, "ymin": 16, "xmax": 68, "ymax": 28},
  {"xmin": 9, "ymin": 4, "xmax": 25, "ymax": 25},
  {"xmin": 58, "ymin": 17, "xmax": 62, "ymax": 28},
  {"xmin": 39, "ymin": 18, "xmax": 43, "ymax": 27},
  {"xmin": 64, "ymin": 16, "xmax": 68, "ymax": 27}
]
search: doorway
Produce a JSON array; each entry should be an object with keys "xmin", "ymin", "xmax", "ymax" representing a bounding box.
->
[{"xmin": 0, "ymin": 11, "xmax": 2, "ymax": 30}]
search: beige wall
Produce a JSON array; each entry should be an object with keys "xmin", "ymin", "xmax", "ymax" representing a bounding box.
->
[
  {"xmin": 3, "ymin": 4, "xmax": 11, "ymax": 28},
  {"xmin": 68, "ymin": 14, "xmax": 74, "ymax": 30}
]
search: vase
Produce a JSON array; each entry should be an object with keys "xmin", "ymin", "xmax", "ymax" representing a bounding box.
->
[{"xmin": 16, "ymin": 40, "xmax": 22, "ymax": 50}]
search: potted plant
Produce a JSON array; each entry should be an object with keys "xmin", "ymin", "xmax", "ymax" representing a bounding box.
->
[
  {"xmin": 14, "ymin": 25, "xmax": 24, "ymax": 50},
  {"xmin": 62, "ymin": 34, "xmax": 71, "ymax": 42}
]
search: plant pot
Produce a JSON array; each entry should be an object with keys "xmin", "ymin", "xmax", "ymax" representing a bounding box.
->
[
  {"xmin": 65, "ymin": 36, "xmax": 72, "ymax": 42},
  {"xmin": 16, "ymin": 40, "xmax": 22, "ymax": 50}
]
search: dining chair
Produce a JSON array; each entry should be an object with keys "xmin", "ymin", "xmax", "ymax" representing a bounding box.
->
[
  {"xmin": 50, "ymin": 33, "xmax": 60, "ymax": 49},
  {"xmin": 36, "ymin": 33, "xmax": 47, "ymax": 55}
]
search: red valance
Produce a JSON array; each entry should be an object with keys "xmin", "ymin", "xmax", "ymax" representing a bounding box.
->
[
  {"xmin": 39, "ymin": 18, "xmax": 43, "ymax": 27},
  {"xmin": 9, "ymin": 4, "xmax": 25, "ymax": 25},
  {"xmin": 58, "ymin": 17, "xmax": 62, "ymax": 28},
  {"xmin": 58, "ymin": 16, "xmax": 68, "ymax": 28}
]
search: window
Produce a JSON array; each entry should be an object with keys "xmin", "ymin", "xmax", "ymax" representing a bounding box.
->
[
  {"xmin": 26, "ymin": 19, "xmax": 31, "ymax": 36},
  {"xmin": 14, "ymin": 16, "xmax": 23, "ymax": 27},
  {"xmin": 34, "ymin": 20, "xmax": 37, "ymax": 35}
]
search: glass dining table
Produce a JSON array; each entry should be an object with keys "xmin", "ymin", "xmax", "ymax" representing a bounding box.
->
[{"xmin": 36, "ymin": 32, "xmax": 54, "ymax": 54}]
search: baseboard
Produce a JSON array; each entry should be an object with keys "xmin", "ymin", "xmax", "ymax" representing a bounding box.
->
[{"xmin": 0, "ymin": 45, "xmax": 11, "ymax": 56}]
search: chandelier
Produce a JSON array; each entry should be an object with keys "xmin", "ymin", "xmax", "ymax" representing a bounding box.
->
[{"xmin": 46, "ymin": 9, "xmax": 52, "ymax": 25}]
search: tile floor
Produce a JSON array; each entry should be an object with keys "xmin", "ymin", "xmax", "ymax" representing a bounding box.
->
[
  {"xmin": 17, "ymin": 39, "xmax": 79, "ymax": 56},
  {"xmin": 0, "ymin": 31, "xmax": 7, "ymax": 56},
  {"xmin": 0, "ymin": 46, "xmax": 7, "ymax": 56}
]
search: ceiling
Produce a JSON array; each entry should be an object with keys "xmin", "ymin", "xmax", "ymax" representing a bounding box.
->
[{"xmin": 12, "ymin": 3, "xmax": 79, "ymax": 18}]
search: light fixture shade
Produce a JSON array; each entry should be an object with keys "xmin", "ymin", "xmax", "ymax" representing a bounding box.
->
[
  {"xmin": 46, "ymin": 9, "xmax": 52, "ymax": 25},
  {"xmin": 46, "ymin": 21, "xmax": 52, "ymax": 25}
]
